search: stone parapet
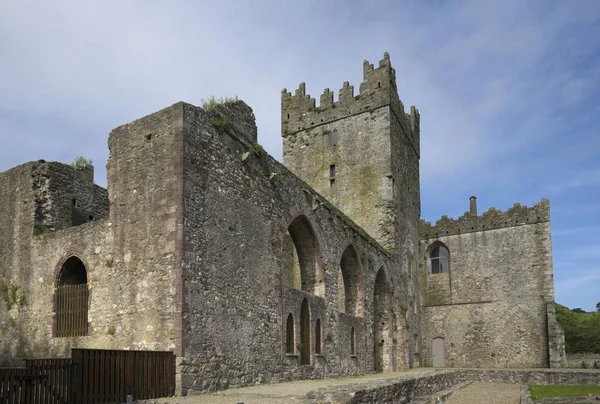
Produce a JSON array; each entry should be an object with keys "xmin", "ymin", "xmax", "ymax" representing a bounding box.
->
[{"xmin": 420, "ymin": 198, "xmax": 550, "ymax": 239}]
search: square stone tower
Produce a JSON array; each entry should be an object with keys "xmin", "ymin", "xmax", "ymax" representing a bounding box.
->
[{"xmin": 281, "ymin": 52, "xmax": 420, "ymax": 259}]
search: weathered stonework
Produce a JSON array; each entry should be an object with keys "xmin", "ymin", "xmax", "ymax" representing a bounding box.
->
[
  {"xmin": 0, "ymin": 53, "xmax": 565, "ymax": 395},
  {"xmin": 419, "ymin": 198, "xmax": 565, "ymax": 368}
]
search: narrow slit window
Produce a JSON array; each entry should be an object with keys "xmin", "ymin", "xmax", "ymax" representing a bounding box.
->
[
  {"xmin": 315, "ymin": 318, "xmax": 322, "ymax": 354},
  {"xmin": 351, "ymin": 326, "xmax": 356, "ymax": 355},
  {"xmin": 327, "ymin": 130, "xmax": 339, "ymax": 147},
  {"xmin": 286, "ymin": 313, "xmax": 295, "ymax": 354},
  {"xmin": 329, "ymin": 164, "xmax": 336, "ymax": 187}
]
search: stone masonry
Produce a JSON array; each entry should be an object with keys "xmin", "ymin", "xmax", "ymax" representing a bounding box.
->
[{"xmin": 0, "ymin": 53, "xmax": 565, "ymax": 395}]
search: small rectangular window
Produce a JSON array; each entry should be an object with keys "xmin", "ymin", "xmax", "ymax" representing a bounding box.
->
[
  {"xmin": 329, "ymin": 178, "xmax": 335, "ymax": 187},
  {"xmin": 329, "ymin": 164, "xmax": 336, "ymax": 178}
]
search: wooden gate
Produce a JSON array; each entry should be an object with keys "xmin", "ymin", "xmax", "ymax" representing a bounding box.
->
[
  {"xmin": 71, "ymin": 349, "xmax": 176, "ymax": 403},
  {"xmin": 55, "ymin": 284, "xmax": 89, "ymax": 337}
]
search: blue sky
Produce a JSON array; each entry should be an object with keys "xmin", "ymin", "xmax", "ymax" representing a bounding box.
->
[{"xmin": 1, "ymin": 1, "xmax": 599, "ymax": 311}]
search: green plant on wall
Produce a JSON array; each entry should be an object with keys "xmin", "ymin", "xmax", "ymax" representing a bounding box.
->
[
  {"xmin": 201, "ymin": 95, "xmax": 239, "ymax": 110},
  {"xmin": 248, "ymin": 141, "xmax": 266, "ymax": 157},
  {"xmin": 33, "ymin": 225, "xmax": 45, "ymax": 236},
  {"xmin": 211, "ymin": 116, "xmax": 229, "ymax": 130},
  {"xmin": 71, "ymin": 156, "xmax": 93, "ymax": 169},
  {"xmin": 0, "ymin": 271, "xmax": 26, "ymax": 310}
]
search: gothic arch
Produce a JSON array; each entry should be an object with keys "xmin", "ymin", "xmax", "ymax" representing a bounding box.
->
[
  {"xmin": 54, "ymin": 255, "xmax": 89, "ymax": 337},
  {"xmin": 283, "ymin": 215, "xmax": 325, "ymax": 296},
  {"xmin": 337, "ymin": 245, "xmax": 365, "ymax": 316},
  {"xmin": 425, "ymin": 241, "xmax": 450, "ymax": 275}
]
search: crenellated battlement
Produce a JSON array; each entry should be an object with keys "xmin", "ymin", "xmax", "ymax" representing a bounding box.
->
[
  {"xmin": 419, "ymin": 197, "xmax": 550, "ymax": 239},
  {"xmin": 281, "ymin": 52, "xmax": 418, "ymax": 137}
]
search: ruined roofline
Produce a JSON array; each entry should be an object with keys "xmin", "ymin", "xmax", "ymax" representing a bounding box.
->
[
  {"xmin": 419, "ymin": 198, "xmax": 550, "ymax": 239},
  {"xmin": 1, "ymin": 159, "xmax": 100, "ymax": 187},
  {"xmin": 280, "ymin": 52, "xmax": 419, "ymax": 136}
]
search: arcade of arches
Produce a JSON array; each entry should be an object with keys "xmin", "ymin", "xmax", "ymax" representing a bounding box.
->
[{"xmin": 282, "ymin": 215, "xmax": 397, "ymax": 371}]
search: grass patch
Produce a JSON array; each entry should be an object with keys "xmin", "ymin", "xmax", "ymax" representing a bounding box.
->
[
  {"xmin": 71, "ymin": 156, "xmax": 92, "ymax": 169},
  {"xmin": 201, "ymin": 95, "xmax": 238, "ymax": 110},
  {"xmin": 529, "ymin": 385, "xmax": 600, "ymax": 399}
]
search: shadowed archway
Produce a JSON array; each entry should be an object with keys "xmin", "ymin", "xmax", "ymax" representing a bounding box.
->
[
  {"xmin": 374, "ymin": 267, "xmax": 393, "ymax": 372},
  {"xmin": 337, "ymin": 245, "xmax": 365, "ymax": 316},
  {"xmin": 300, "ymin": 298, "xmax": 311, "ymax": 365},
  {"xmin": 283, "ymin": 216, "xmax": 325, "ymax": 296}
]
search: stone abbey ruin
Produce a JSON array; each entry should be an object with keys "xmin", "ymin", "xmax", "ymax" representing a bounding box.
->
[{"xmin": 0, "ymin": 53, "xmax": 566, "ymax": 394}]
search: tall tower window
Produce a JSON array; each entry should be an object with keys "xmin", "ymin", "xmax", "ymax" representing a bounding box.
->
[
  {"xmin": 329, "ymin": 164, "xmax": 336, "ymax": 187},
  {"xmin": 430, "ymin": 244, "xmax": 449, "ymax": 274},
  {"xmin": 327, "ymin": 130, "xmax": 339, "ymax": 147}
]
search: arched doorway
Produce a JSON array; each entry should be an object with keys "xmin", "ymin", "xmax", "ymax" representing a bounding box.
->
[
  {"xmin": 432, "ymin": 337, "xmax": 445, "ymax": 367},
  {"xmin": 374, "ymin": 267, "xmax": 392, "ymax": 372},
  {"xmin": 55, "ymin": 256, "xmax": 89, "ymax": 337},
  {"xmin": 300, "ymin": 298, "xmax": 311, "ymax": 365}
]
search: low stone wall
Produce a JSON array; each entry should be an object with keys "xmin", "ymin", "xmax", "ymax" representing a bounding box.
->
[
  {"xmin": 566, "ymin": 353, "xmax": 600, "ymax": 369},
  {"xmin": 465, "ymin": 369, "xmax": 600, "ymax": 385},
  {"xmin": 305, "ymin": 370, "xmax": 467, "ymax": 404},
  {"xmin": 307, "ymin": 369, "xmax": 600, "ymax": 404}
]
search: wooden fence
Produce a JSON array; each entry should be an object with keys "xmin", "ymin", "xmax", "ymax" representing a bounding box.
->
[
  {"xmin": 0, "ymin": 359, "xmax": 71, "ymax": 404},
  {"xmin": 55, "ymin": 284, "xmax": 89, "ymax": 337},
  {"xmin": 0, "ymin": 349, "xmax": 175, "ymax": 403}
]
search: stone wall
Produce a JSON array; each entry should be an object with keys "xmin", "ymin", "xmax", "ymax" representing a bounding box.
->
[
  {"xmin": 281, "ymin": 53, "xmax": 422, "ymax": 371},
  {"xmin": 0, "ymin": 105, "xmax": 182, "ymax": 364},
  {"xmin": 565, "ymin": 353, "xmax": 600, "ymax": 369},
  {"xmin": 419, "ymin": 206, "xmax": 558, "ymax": 368},
  {"xmin": 176, "ymin": 100, "xmax": 417, "ymax": 394}
]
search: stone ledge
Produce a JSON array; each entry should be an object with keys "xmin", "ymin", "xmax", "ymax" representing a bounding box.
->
[{"xmin": 413, "ymin": 380, "xmax": 473, "ymax": 403}]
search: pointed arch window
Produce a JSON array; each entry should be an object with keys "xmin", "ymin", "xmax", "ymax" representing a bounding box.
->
[
  {"xmin": 55, "ymin": 256, "xmax": 89, "ymax": 337},
  {"xmin": 430, "ymin": 245, "xmax": 449, "ymax": 274},
  {"xmin": 282, "ymin": 215, "xmax": 325, "ymax": 296}
]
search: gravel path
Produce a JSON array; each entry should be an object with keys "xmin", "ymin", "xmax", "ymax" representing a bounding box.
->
[{"xmin": 446, "ymin": 381, "xmax": 521, "ymax": 404}]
